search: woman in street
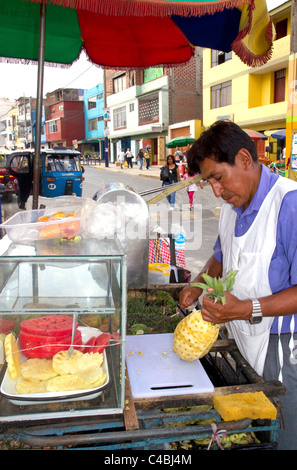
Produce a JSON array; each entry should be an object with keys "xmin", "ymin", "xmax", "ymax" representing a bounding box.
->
[
  {"xmin": 137, "ymin": 149, "xmax": 144, "ymax": 170},
  {"xmin": 179, "ymin": 119, "xmax": 297, "ymax": 450},
  {"xmin": 162, "ymin": 155, "xmax": 181, "ymax": 210}
]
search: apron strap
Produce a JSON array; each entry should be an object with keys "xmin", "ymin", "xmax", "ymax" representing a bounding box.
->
[{"xmin": 278, "ymin": 316, "xmax": 284, "ymax": 382}]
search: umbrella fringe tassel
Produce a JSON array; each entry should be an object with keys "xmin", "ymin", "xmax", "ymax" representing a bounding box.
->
[{"xmin": 30, "ymin": 0, "xmax": 250, "ymax": 18}]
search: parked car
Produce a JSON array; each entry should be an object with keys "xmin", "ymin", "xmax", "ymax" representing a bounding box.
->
[{"xmin": 0, "ymin": 154, "xmax": 18, "ymax": 202}]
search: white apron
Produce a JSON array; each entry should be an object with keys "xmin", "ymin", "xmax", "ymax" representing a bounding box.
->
[{"xmin": 219, "ymin": 176, "xmax": 297, "ymax": 376}]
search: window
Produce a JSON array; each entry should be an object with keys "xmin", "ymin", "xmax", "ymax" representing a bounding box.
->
[
  {"xmin": 211, "ymin": 50, "xmax": 232, "ymax": 67},
  {"xmin": 88, "ymin": 118, "xmax": 97, "ymax": 131},
  {"xmin": 138, "ymin": 93, "xmax": 159, "ymax": 125},
  {"xmin": 275, "ymin": 19, "xmax": 287, "ymax": 40},
  {"xmin": 114, "ymin": 106, "xmax": 126, "ymax": 128},
  {"xmin": 51, "ymin": 107, "xmax": 55, "ymax": 113},
  {"xmin": 274, "ymin": 69, "xmax": 286, "ymax": 103},
  {"xmin": 97, "ymin": 93, "xmax": 103, "ymax": 100},
  {"xmin": 211, "ymin": 81, "xmax": 232, "ymax": 109},
  {"xmin": 59, "ymin": 104, "xmax": 64, "ymax": 111},
  {"xmin": 45, "ymin": 155, "xmax": 80, "ymax": 172},
  {"xmin": 113, "ymin": 74, "xmax": 126, "ymax": 93},
  {"xmin": 88, "ymin": 96, "xmax": 97, "ymax": 110},
  {"xmin": 129, "ymin": 103, "xmax": 134, "ymax": 112},
  {"xmin": 48, "ymin": 120, "xmax": 58, "ymax": 133}
]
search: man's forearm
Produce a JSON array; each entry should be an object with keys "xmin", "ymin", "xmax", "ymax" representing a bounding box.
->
[{"xmin": 191, "ymin": 255, "xmax": 222, "ymax": 285}]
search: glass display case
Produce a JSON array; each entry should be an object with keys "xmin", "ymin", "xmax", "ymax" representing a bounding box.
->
[{"xmin": 0, "ymin": 236, "xmax": 127, "ymax": 424}]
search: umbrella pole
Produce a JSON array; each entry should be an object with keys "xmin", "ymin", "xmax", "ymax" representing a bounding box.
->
[{"xmin": 32, "ymin": 1, "xmax": 46, "ymax": 210}]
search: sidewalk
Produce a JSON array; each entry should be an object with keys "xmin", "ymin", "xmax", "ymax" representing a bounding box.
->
[{"xmin": 87, "ymin": 161, "xmax": 160, "ymax": 179}]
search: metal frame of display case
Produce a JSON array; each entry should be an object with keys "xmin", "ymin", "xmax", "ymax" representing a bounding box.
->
[{"xmin": 0, "ymin": 236, "xmax": 127, "ymax": 424}]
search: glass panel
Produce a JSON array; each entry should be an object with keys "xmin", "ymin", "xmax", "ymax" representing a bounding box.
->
[{"xmin": 0, "ymin": 237, "xmax": 126, "ymax": 421}]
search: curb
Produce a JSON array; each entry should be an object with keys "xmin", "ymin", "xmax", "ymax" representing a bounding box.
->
[{"xmin": 92, "ymin": 164, "xmax": 160, "ymax": 179}]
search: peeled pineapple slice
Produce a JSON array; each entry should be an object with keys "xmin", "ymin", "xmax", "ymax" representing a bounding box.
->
[
  {"xmin": 46, "ymin": 374, "xmax": 91, "ymax": 392},
  {"xmin": 4, "ymin": 333, "xmax": 21, "ymax": 380},
  {"xmin": 21, "ymin": 358, "xmax": 58, "ymax": 381},
  {"xmin": 16, "ymin": 377, "xmax": 47, "ymax": 394}
]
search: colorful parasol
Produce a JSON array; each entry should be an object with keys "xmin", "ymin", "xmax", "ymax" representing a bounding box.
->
[
  {"xmin": 166, "ymin": 136, "xmax": 196, "ymax": 148},
  {"xmin": 270, "ymin": 129, "xmax": 286, "ymax": 140},
  {"xmin": 0, "ymin": 0, "xmax": 274, "ymax": 208},
  {"xmin": 0, "ymin": 0, "xmax": 273, "ymax": 69},
  {"xmin": 243, "ymin": 129, "xmax": 268, "ymax": 140}
]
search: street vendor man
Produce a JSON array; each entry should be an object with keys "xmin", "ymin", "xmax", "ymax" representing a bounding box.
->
[{"xmin": 179, "ymin": 119, "xmax": 297, "ymax": 450}]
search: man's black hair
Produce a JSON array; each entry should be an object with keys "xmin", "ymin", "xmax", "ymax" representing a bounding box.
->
[{"xmin": 187, "ymin": 120, "xmax": 258, "ymax": 174}]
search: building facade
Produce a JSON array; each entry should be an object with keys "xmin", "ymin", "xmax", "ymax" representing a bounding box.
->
[
  {"xmin": 105, "ymin": 50, "xmax": 203, "ymax": 165},
  {"xmin": 45, "ymin": 88, "xmax": 85, "ymax": 148},
  {"xmin": 78, "ymin": 83, "xmax": 105, "ymax": 157},
  {"xmin": 202, "ymin": 0, "xmax": 291, "ymax": 162}
]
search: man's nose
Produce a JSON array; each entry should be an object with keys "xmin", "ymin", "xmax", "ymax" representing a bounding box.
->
[{"xmin": 211, "ymin": 181, "xmax": 224, "ymax": 198}]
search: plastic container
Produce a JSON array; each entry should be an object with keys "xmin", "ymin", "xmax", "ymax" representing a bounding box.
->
[
  {"xmin": 148, "ymin": 263, "xmax": 170, "ymax": 284},
  {"xmin": 93, "ymin": 182, "xmax": 149, "ymax": 288},
  {"xmin": 0, "ymin": 208, "xmax": 83, "ymax": 244}
]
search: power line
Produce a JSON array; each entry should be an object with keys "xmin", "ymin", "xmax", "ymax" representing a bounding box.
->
[{"xmin": 61, "ymin": 64, "xmax": 96, "ymax": 90}]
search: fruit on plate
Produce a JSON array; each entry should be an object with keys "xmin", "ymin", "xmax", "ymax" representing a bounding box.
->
[
  {"xmin": 52, "ymin": 350, "xmax": 103, "ymax": 375},
  {"xmin": 173, "ymin": 269, "xmax": 238, "ymax": 361},
  {"xmin": 4, "ymin": 333, "xmax": 21, "ymax": 380},
  {"xmin": 46, "ymin": 374, "xmax": 91, "ymax": 392},
  {"xmin": 21, "ymin": 315, "xmax": 76, "ymax": 337},
  {"xmin": 93, "ymin": 333, "xmax": 111, "ymax": 353},
  {"xmin": 16, "ymin": 377, "xmax": 47, "ymax": 394},
  {"xmin": 19, "ymin": 329, "xmax": 82, "ymax": 359},
  {"xmin": 0, "ymin": 319, "xmax": 16, "ymax": 335},
  {"xmin": 20, "ymin": 358, "xmax": 58, "ymax": 380},
  {"xmin": 83, "ymin": 333, "xmax": 111, "ymax": 353},
  {"xmin": 19, "ymin": 315, "xmax": 81, "ymax": 359}
]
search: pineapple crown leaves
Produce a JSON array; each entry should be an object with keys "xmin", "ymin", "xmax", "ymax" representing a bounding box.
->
[{"xmin": 191, "ymin": 268, "xmax": 238, "ymax": 305}]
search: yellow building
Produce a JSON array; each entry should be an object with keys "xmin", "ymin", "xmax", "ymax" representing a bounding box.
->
[{"xmin": 202, "ymin": 0, "xmax": 291, "ymax": 164}]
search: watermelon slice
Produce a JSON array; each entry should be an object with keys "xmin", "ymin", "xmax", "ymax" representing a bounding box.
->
[
  {"xmin": 83, "ymin": 336, "xmax": 96, "ymax": 353},
  {"xmin": 93, "ymin": 333, "xmax": 111, "ymax": 354},
  {"xmin": 20, "ymin": 329, "xmax": 82, "ymax": 359},
  {"xmin": 0, "ymin": 319, "xmax": 16, "ymax": 334},
  {"xmin": 21, "ymin": 315, "xmax": 76, "ymax": 337}
]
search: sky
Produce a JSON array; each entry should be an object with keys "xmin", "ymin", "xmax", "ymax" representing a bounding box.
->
[
  {"xmin": 0, "ymin": 51, "xmax": 103, "ymax": 101},
  {"xmin": 0, "ymin": 0, "xmax": 287, "ymax": 102}
]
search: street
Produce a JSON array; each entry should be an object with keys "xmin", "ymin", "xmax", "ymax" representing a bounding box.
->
[{"xmin": 0, "ymin": 164, "xmax": 222, "ymax": 279}]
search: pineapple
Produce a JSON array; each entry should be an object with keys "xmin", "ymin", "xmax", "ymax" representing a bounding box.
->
[{"xmin": 173, "ymin": 269, "xmax": 238, "ymax": 361}]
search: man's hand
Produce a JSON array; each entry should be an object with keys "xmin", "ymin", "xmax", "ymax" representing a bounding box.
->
[
  {"xmin": 179, "ymin": 285, "xmax": 201, "ymax": 309},
  {"xmin": 201, "ymin": 292, "xmax": 252, "ymax": 324}
]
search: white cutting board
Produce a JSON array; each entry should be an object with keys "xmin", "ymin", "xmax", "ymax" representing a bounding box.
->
[{"xmin": 125, "ymin": 333, "xmax": 214, "ymax": 398}]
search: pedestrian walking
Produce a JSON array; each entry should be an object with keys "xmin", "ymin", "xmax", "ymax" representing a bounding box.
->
[
  {"xmin": 184, "ymin": 167, "xmax": 203, "ymax": 210},
  {"xmin": 161, "ymin": 155, "xmax": 181, "ymax": 210},
  {"xmin": 144, "ymin": 149, "xmax": 150, "ymax": 170},
  {"xmin": 174, "ymin": 147, "xmax": 183, "ymax": 163},
  {"xmin": 125, "ymin": 148, "xmax": 134, "ymax": 168},
  {"xmin": 117, "ymin": 149, "xmax": 125, "ymax": 169},
  {"xmin": 137, "ymin": 149, "xmax": 144, "ymax": 170}
]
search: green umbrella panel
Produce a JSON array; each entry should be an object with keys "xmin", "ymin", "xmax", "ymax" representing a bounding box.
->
[{"xmin": 166, "ymin": 136, "xmax": 196, "ymax": 148}]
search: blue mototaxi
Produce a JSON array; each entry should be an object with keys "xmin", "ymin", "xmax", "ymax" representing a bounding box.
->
[
  {"xmin": 8, "ymin": 148, "xmax": 85, "ymax": 206},
  {"xmin": 41, "ymin": 148, "xmax": 84, "ymax": 198}
]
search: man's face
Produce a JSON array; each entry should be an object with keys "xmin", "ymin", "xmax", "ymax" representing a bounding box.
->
[{"xmin": 199, "ymin": 154, "xmax": 254, "ymax": 209}]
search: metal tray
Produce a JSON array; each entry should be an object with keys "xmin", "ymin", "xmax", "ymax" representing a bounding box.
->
[{"xmin": 0, "ymin": 327, "xmax": 109, "ymax": 405}]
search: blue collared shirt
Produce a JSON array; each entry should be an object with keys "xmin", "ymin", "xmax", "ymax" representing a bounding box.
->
[{"xmin": 213, "ymin": 164, "xmax": 297, "ymax": 334}]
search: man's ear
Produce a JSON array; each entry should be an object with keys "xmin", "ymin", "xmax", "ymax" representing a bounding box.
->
[{"xmin": 235, "ymin": 148, "xmax": 253, "ymax": 170}]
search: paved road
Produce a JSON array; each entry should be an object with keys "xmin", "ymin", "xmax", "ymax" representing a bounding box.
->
[{"xmin": 0, "ymin": 163, "xmax": 222, "ymax": 279}]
